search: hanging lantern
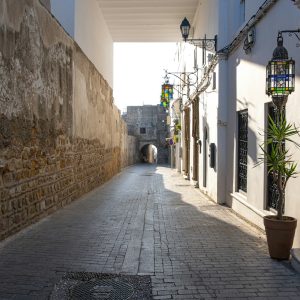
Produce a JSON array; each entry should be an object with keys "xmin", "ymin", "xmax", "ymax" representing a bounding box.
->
[
  {"xmin": 160, "ymin": 83, "xmax": 173, "ymax": 109},
  {"xmin": 266, "ymin": 34, "xmax": 295, "ymax": 98}
]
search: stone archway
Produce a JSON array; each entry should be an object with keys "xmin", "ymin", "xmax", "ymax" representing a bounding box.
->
[
  {"xmin": 140, "ymin": 142, "xmax": 158, "ymax": 164},
  {"xmin": 139, "ymin": 140, "xmax": 168, "ymax": 164}
]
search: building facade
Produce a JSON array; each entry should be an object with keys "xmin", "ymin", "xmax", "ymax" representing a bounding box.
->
[
  {"xmin": 123, "ymin": 105, "xmax": 169, "ymax": 164},
  {"xmin": 171, "ymin": 0, "xmax": 300, "ymax": 248}
]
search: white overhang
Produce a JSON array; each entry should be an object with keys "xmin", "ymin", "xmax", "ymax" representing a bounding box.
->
[{"xmin": 97, "ymin": 0, "xmax": 200, "ymax": 42}]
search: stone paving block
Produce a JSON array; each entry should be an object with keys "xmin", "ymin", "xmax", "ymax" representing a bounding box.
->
[{"xmin": 0, "ymin": 165, "xmax": 300, "ymax": 299}]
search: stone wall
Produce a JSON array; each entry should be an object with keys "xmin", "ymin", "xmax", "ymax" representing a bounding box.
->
[
  {"xmin": 0, "ymin": 0, "xmax": 138, "ymax": 240},
  {"xmin": 123, "ymin": 105, "xmax": 169, "ymax": 164},
  {"xmin": 39, "ymin": 0, "xmax": 50, "ymax": 10}
]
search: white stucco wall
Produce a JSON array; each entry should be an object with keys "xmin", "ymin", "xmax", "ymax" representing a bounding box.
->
[
  {"xmin": 195, "ymin": 0, "xmax": 219, "ymax": 202},
  {"xmin": 193, "ymin": 0, "xmax": 218, "ymax": 39},
  {"xmin": 50, "ymin": 0, "xmax": 113, "ymax": 87},
  {"xmin": 74, "ymin": 0, "xmax": 113, "ymax": 87},
  {"xmin": 198, "ymin": 82, "xmax": 219, "ymax": 201},
  {"xmin": 245, "ymin": 0, "xmax": 268, "ymax": 22},
  {"xmin": 226, "ymin": 0, "xmax": 300, "ymax": 247},
  {"xmin": 50, "ymin": 0, "xmax": 75, "ymax": 37},
  {"xmin": 219, "ymin": 0, "xmax": 245, "ymax": 44},
  {"xmin": 175, "ymin": 0, "xmax": 220, "ymax": 202}
]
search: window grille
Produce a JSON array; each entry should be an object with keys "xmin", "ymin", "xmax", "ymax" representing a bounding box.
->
[{"xmin": 237, "ymin": 110, "xmax": 248, "ymax": 192}]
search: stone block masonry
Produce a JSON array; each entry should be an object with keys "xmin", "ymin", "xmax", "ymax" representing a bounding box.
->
[
  {"xmin": 0, "ymin": 0, "xmax": 138, "ymax": 240},
  {"xmin": 123, "ymin": 105, "xmax": 169, "ymax": 164}
]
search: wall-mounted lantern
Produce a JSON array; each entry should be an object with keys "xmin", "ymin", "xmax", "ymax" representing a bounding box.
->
[
  {"xmin": 266, "ymin": 32, "xmax": 295, "ymax": 108},
  {"xmin": 180, "ymin": 17, "xmax": 217, "ymax": 52},
  {"xmin": 180, "ymin": 17, "xmax": 190, "ymax": 42}
]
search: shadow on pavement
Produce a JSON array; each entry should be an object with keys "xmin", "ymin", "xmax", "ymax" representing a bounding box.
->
[{"xmin": 0, "ymin": 164, "xmax": 299, "ymax": 299}]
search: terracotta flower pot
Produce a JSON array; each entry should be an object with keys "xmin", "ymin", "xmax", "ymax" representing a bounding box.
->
[{"xmin": 264, "ymin": 215, "xmax": 297, "ymax": 260}]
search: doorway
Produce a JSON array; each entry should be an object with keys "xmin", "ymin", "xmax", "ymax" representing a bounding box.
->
[
  {"xmin": 192, "ymin": 98, "xmax": 199, "ymax": 182},
  {"xmin": 203, "ymin": 127, "xmax": 208, "ymax": 187},
  {"xmin": 184, "ymin": 108, "xmax": 190, "ymax": 178}
]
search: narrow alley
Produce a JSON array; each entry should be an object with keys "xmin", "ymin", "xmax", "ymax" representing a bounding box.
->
[{"xmin": 0, "ymin": 164, "xmax": 300, "ymax": 299}]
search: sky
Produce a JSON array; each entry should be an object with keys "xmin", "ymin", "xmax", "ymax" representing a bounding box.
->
[{"xmin": 113, "ymin": 43, "xmax": 178, "ymax": 113}]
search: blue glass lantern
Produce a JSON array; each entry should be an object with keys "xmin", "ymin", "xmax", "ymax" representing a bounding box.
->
[{"xmin": 266, "ymin": 34, "xmax": 295, "ymax": 98}]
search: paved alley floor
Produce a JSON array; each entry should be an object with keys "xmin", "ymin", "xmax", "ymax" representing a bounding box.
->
[{"xmin": 1, "ymin": 164, "xmax": 300, "ymax": 300}]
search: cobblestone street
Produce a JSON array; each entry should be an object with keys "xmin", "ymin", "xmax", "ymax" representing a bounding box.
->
[{"xmin": 0, "ymin": 164, "xmax": 300, "ymax": 299}]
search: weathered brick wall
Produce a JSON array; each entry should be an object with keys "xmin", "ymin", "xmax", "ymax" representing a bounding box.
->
[{"xmin": 0, "ymin": 0, "xmax": 138, "ymax": 240}]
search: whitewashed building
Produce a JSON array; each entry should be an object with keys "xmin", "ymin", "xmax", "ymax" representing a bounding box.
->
[
  {"xmin": 49, "ymin": 0, "xmax": 114, "ymax": 87},
  {"xmin": 173, "ymin": 0, "xmax": 300, "ymax": 248}
]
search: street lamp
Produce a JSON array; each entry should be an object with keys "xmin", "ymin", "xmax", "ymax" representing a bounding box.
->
[
  {"xmin": 266, "ymin": 32, "xmax": 295, "ymax": 109},
  {"xmin": 179, "ymin": 17, "xmax": 217, "ymax": 52},
  {"xmin": 180, "ymin": 17, "xmax": 191, "ymax": 42}
]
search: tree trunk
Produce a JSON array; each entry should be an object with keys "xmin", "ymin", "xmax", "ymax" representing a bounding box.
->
[{"xmin": 275, "ymin": 102, "xmax": 285, "ymax": 220}]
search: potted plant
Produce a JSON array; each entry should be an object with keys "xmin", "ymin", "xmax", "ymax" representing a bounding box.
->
[
  {"xmin": 260, "ymin": 32, "xmax": 300, "ymax": 259},
  {"xmin": 258, "ymin": 111, "xmax": 300, "ymax": 259}
]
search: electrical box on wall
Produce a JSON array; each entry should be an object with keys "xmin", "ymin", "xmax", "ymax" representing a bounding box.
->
[
  {"xmin": 243, "ymin": 27, "xmax": 255, "ymax": 54},
  {"xmin": 209, "ymin": 143, "xmax": 216, "ymax": 168}
]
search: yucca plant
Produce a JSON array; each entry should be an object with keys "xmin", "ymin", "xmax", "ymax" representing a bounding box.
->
[{"xmin": 258, "ymin": 112, "xmax": 300, "ymax": 220}]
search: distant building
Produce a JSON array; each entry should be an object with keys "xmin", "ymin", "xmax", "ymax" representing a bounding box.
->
[{"xmin": 123, "ymin": 105, "xmax": 169, "ymax": 164}]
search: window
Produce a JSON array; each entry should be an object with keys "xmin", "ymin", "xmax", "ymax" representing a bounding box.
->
[
  {"xmin": 267, "ymin": 104, "xmax": 285, "ymax": 210},
  {"xmin": 237, "ymin": 110, "xmax": 248, "ymax": 193},
  {"xmin": 239, "ymin": 0, "xmax": 246, "ymax": 25},
  {"xmin": 140, "ymin": 127, "xmax": 146, "ymax": 134}
]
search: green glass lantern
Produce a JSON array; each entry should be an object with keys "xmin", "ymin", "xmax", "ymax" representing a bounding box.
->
[
  {"xmin": 266, "ymin": 35, "xmax": 295, "ymax": 97},
  {"xmin": 160, "ymin": 83, "xmax": 173, "ymax": 108}
]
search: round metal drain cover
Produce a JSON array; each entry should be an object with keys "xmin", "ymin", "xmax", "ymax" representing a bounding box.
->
[{"xmin": 71, "ymin": 278, "xmax": 134, "ymax": 300}]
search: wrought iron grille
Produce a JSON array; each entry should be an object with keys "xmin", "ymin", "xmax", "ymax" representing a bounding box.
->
[
  {"xmin": 238, "ymin": 110, "xmax": 248, "ymax": 192},
  {"xmin": 267, "ymin": 104, "xmax": 285, "ymax": 210}
]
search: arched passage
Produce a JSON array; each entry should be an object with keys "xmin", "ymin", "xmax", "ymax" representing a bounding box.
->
[{"xmin": 140, "ymin": 144, "xmax": 158, "ymax": 164}]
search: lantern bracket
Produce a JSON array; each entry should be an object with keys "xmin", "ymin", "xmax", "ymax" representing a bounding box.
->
[
  {"xmin": 185, "ymin": 35, "xmax": 218, "ymax": 53},
  {"xmin": 164, "ymin": 69, "xmax": 199, "ymax": 98},
  {"xmin": 278, "ymin": 29, "xmax": 300, "ymax": 46},
  {"xmin": 164, "ymin": 69, "xmax": 198, "ymax": 88},
  {"xmin": 172, "ymin": 84, "xmax": 188, "ymax": 98}
]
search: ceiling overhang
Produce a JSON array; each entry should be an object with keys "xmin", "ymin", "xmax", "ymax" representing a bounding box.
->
[{"xmin": 97, "ymin": 0, "xmax": 200, "ymax": 42}]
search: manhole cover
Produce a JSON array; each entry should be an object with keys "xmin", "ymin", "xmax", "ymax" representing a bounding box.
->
[
  {"xmin": 50, "ymin": 273, "xmax": 152, "ymax": 300},
  {"xmin": 71, "ymin": 278, "xmax": 134, "ymax": 300}
]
